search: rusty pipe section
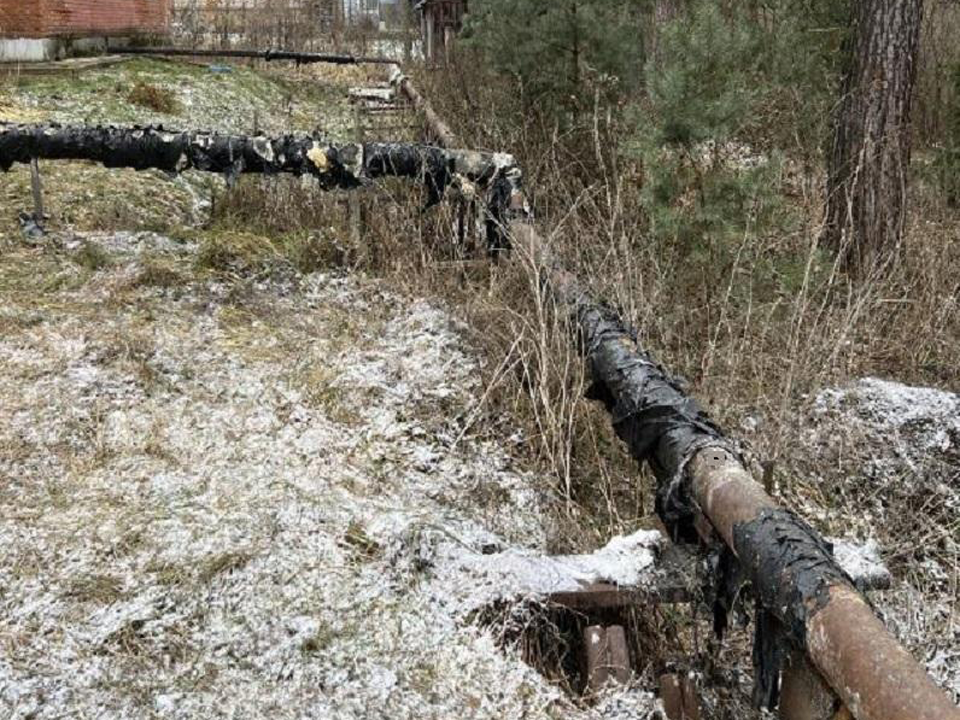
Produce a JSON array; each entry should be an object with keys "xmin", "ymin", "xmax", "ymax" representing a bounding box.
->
[
  {"xmin": 106, "ymin": 46, "xmax": 399, "ymax": 65},
  {"xmin": 807, "ymin": 584, "xmax": 958, "ymax": 720},
  {"xmin": 388, "ymin": 65, "xmax": 460, "ymax": 149},
  {"xmin": 508, "ymin": 220, "xmax": 959, "ymax": 720},
  {"xmin": 688, "ymin": 450, "xmax": 959, "ymax": 719}
]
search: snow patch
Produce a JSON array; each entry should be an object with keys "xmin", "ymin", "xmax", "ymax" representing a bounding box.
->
[{"xmin": 0, "ymin": 241, "xmax": 661, "ymax": 719}]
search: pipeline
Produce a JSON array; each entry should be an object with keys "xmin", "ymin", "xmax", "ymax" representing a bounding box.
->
[
  {"xmin": 2, "ymin": 104, "xmax": 957, "ymax": 719},
  {"xmin": 106, "ymin": 46, "xmax": 399, "ymax": 66},
  {"xmin": 379, "ymin": 71, "xmax": 959, "ymax": 715},
  {"xmin": 0, "ymin": 123, "xmax": 517, "ymax": 208},
  {"xmin": 388, "ymin": 65, "xmax": 459, "ymax": 149},
  {"xmin": 505, "ymin": 217, "xmax": 960, "ymax": 720}
]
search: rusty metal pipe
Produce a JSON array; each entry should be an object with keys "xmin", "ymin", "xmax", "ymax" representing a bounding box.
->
[
  {"xmin": 807, "ymin": 584, "xmax": 956, "ymax": 720},
  {"xmin": 388, "ymin": 65, "xmax": 459, "ymax": 149},
  {"xmin": 688, "ymin": 450, "xmax": 958, "ymax": 720},
  {"xmin": 508, "ymin": 220, "xmax": 960, "ymax": 720}
]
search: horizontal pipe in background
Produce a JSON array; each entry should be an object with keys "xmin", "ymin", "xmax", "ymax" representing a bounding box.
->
[{"xmin": 107, "ymin": 46, "xmax": 399, "ymax": 65}]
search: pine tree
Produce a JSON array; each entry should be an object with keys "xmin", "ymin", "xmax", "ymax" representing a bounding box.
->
[
  {"xmin": 822, "ymin": 0, "xmax": 925, "ymax": 271},
  {"xmin": 462, "ymin": 0, "xmax": 650, "ymax": 110}
]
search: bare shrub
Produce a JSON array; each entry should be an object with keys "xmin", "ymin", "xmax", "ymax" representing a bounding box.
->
[{"xmin": 127, "ymin": 82, "xmax": 180, "ymax": 114}]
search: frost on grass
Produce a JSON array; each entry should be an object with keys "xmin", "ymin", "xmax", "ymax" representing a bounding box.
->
[
  {"xmin": 827, "ymin": 537, "xmax": 891, "ymax": 591},
  {"xmin": 802, "ymin": 377, "xmax": 960, "ymax": 700},
  {"xmin": 813, "ymin": 377, "xmax": 960, "ymax": 489},
  {"xmin": 0, "ymin": 233, "xmax": 661, "ymax": 719},
  {"xmin": 0, "ymin": 58, "xmax": 373, "ymax": 238}
]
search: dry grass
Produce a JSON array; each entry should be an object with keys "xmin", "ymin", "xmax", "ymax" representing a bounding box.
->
[
  {"xmin": 399, "ymin": 52, "xmax": 959, "ymax": 709},
  {"xmin": 128, "ymin": 82, "xmax": 180, "ymax": 114}
]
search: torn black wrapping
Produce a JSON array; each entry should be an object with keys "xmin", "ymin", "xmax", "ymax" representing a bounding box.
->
[
  {"xmin": 753, "ymin": 605, "xmax": 785, "ymax": 710},
  {"xmin": 0, "ymin": 123, "xmax": 445, "ymax": 186},
  {"xmin": 573, "ymin": 302, "xmax": 727, "ymax": 540},
  {"xmin": 0, "ymin": 122, "xmax": 361, "ymax": 184},
  {"xmin": 706, "ymin": 543, "xmax": 749, "ymax": 640},
  {"xmin": 486, "ymin": 166, "xmax": 526, "ymax": 252},
  {"xmin": 733, "ymin": 508, "xmax": 855, "ymax": 645},
  {"xmin": 730, "ymin": 508, "xmax": 858, "ymax": 708},
  {"xmin": 0, "ymin": 124, "xmax": 524, "ymax": 226},
  {"xmin": 365, "ymin": 141, "xmax": 451, "ymax": 208}
]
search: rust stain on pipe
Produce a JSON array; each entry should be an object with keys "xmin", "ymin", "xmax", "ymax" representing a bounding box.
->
[
  {"xmin": 807, "ymin": 584, "xmax": 960, "ymax": 720},
  {"xmin": 688, "ymin": 450, "xmax": 959, "ymax": 720},
  {"xmin": 689, "ymin": 446, "xmax": 960, "ymax": 720},
  {"xmin": 688, "ymin": 449, "xmax": 774, "ymax": 547}
]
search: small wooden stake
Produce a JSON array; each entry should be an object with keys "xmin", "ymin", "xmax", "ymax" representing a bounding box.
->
[
  {"xmin": 30, "ymin": 157, "xmax": 44, "ymax": 220},
  {"xmin": 350, "ymin": 103, "xmax": 367, "ymax": 265},
  {"xmin": 584, "ymin": 625, "xmax": 631, "ymax": 694},
  {"xmin": 660, "ymin": 673, "xmax": 701, "ymax": 720}
]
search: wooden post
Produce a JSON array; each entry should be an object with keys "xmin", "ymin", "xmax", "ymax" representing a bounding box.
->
[
  {"xmin": 425, "ymin": 7, "xmax": 435, "ymax": 64},
  {"xmin": 444, "ymin": 25, "xmax": 455, "ymax": 65},
  {"xmin": 403, "ymin": 0, "xmax": 413, "ymax": 63},
  {"xmin": 350, "ymin": 103, "xmax": 368, "ymax": 266},
  {"xmin": 660, "ymin": 673, "xmax": 701, "ymax": 720},
  {"xmin": 30, "ymin": 158, "xmax": 44, "ymax": 222},
  {"xmin": 583, "ymin": 625, "xmax": 631, "ymax": 694}
]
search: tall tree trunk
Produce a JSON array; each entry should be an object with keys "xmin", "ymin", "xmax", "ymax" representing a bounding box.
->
[
  {"xmin": 650, "ymin": 0, "xmax": 680, "ymax": 63},
  {"xmin": 822, "ymin": 0, "xmax": 924, "ymax": 271}
]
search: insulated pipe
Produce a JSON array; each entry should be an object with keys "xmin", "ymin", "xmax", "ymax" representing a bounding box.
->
[
  {"xmin": 508, "ymin": 220, "xmax": 960, "ymax": 720},
  {"xmin": 0, "ymin": 123, "xmax": 516, "ymax": 205},
  {"xmin": 106, "ymin": 46, "xmax": 399, "ymax": 65},
  {"xmin": 688, "ymin": 450, "xmax": 959, "ymax": 720},
  {"xmin": 2, "ymin": 113, "xmax": 955, "ymax": 719}
]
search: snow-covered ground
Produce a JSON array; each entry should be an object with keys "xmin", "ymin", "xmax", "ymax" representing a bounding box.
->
[
  {"xmin": 2, "ymin": 229, "xmax": 956, "ymax": 717},
  {"xmin": 802, "ymin": 378, "xmax": 960, "ymax": 701},
  {"xmin": 0, "ymin": 232, "xmax": 662, "ymax": 719}
]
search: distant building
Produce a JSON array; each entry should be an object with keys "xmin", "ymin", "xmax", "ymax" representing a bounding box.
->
[
  {"xmin": 0, "ymin": 0, "xmax": 172, "ymax": 62},
  {"xmin": 169, "ymin": 1, "xmax": 396, "ymax": 42},
  {"xmin": 414, "ymin": 0, "xmax": 465, "ymax": 64},
  {"xmin": 341, "ymin": 0, "xmax": 383, "ymax": 24}
]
